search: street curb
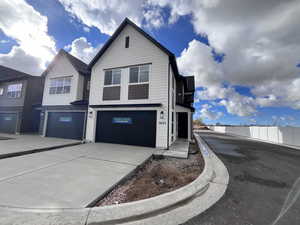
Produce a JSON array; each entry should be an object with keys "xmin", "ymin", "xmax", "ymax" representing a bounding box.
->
[{"xmin": 0, "ymin": 134, "xmax": 228, "ymax": 225}]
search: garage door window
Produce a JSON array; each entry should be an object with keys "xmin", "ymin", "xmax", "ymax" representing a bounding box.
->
[
  {"xmin": 7, "ymin": 83, "xmax": 22, "ymax": 98},
  {"xmin": 49, "ymin": 77, "xmax": 71, "ymax": 94},
  {"xmin": 59, "ymin": 116, "xmax": 72, "ymax": 122},
  {"xmin": 112, "ymin": 117, "xmax": 132, "ymax": 124}
]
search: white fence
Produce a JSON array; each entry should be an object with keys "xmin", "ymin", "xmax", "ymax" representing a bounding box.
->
[{"xmin": 209, "ymin": 126, "xmax": 300, "ymax": 148}]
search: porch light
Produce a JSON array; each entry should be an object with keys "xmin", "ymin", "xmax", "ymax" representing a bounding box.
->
[{"xmin": 160, "ymin": 111, "xmax": 164, "ymax": 119}]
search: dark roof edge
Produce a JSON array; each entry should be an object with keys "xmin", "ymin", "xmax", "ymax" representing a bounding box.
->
[
  {"xmin": 88, "ymin": 18, "xmax": 174, "ymax": 69},
  {"xmin": 0, "ymin": 65, "xmax": 35, "ymax": 81},
  {"xmin": 42, "ymin": 49, "xmax": 90, "ymax": 77}
]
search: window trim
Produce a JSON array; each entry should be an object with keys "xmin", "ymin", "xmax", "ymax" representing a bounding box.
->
[
  {"xmin": 7, "ymin": 83, "xmax": 23, "ymax": 98},
  {"xmin": 103, "ymin": 69, "xmax": 122, "ymax": 87},
  {"xmin": 129, "ymin": 64, "xmax": 150, "ymax": 85},
  {"xmin": 49, "ymin": 76, "xmax": 72, "ymax": 95}
]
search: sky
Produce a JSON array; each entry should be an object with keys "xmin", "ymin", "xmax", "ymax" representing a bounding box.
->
[{"xmin": 0, "ymin": 0, "xmax": 300, "ymax": 127}]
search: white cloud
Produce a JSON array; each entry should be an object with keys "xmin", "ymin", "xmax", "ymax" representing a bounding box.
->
[
  {"xmin": 65, "ymin": 37, "xmax": 101, "ymax": 64},
  {"xmin": 58, "ymin": 0, "xmax": 146, "ymax": 35},
  {"xmin": 83, "ymin": 26, "xmax": 90, "ymax": 32},
  {"xmin": 0, "ymin": 46, "xmax": 43, "ymax": 75},
  {"xmin": 199, "ymin": 104, "xmax": 223, "ymax": 120},
  {"xmin": 0, "ymin": 0, "xmax": 56, "ymax": 75},
  {"xmin": 0, "ymin": 40, "xmax": 9, "ymax": 44}
]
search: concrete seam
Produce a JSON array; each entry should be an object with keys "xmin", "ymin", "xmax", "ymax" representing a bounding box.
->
[
  {"xmin": 82, "ymin": 156, "xmax": 137, "ymax": 167},
  {"xmin": 0, "ymin": 156, "xmax": 85, "ymax": 184}
]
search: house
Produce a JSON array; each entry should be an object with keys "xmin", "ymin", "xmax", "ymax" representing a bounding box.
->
[
  {"xmin": 39, "ymin": 50, "xmax": 90, "ymax": 140},
  {"xmin": 0, "ymin": 65, "xmax": 44, "ymax": 134},
  {"xmin": 85, "ymin": 18, "xmax": 195, "ymax": 149}
]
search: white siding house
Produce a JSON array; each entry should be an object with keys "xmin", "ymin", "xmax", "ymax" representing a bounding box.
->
[
  {"xmin": 86, "ymin": 18, "xmax": 194, "ymax": 149},
  {"xmin": 40, "ymin": 50, "xmax": 90, "ymax": 140}
]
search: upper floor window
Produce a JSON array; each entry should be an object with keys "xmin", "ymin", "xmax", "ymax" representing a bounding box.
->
[
  {"xmin": 128, "ymin": 64, "xmax": 150, "ymax": 100},
  {"xmin": 125, "ymin": 36, "xmax": 130, "ymax": 48},
  {"xmin": 7, "ymin": 83, "xmax": 22, "ymax": 98},
  {"xmin": 49, "ymin": 77, "xmax": 71, "ymax": 95},
  {"xmin": 0, "ymin": 87, "xmax": 4, "ymax": 96},
  {"xmin": 104, "ymin": 69, "xmax": 121, "ymax": 86},
  {"xmin": 129, "ymin": 64, "xmax": 149, "ymax": 84}
]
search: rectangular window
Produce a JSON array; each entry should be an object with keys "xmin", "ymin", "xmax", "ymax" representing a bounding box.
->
[
  {"xmin": 104, "ymin": 69, "xmax": 121, "ymax": 86},
  {"xmin": 0, "ymin": 87, "xmax": 4, "ymax": 96},
  {"xmin": 125, "ymin": 36, "xmax": 130, "ymax": 48},
  {"xmin": 49, "ymin": 77, "xmax": 71, "ymax": 95},
  {"xmin": 7, "ymin": 83, "xmax": 22, "ymax": 98},
  {"xmin": 129, "ymin": 64, "xmax": 149, "ymax": 84},
  {"xmin": 59, "ymin": 116, "xmax": 72, "ymax": 122}
]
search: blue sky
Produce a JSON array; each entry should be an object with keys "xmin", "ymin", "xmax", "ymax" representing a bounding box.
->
[{"xmin": 0, "ymin": 0, "xmax": 299, "ymax": 127}]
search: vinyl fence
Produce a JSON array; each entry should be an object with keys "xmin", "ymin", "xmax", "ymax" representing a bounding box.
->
[{"xmin": 209, "ymin": 126, "xmax": 300, "ymax": 148}]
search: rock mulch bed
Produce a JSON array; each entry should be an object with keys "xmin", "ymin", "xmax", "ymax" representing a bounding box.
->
[{"xmin": 96, "ymin": 142, "xmax": 204, "ymax": 206}]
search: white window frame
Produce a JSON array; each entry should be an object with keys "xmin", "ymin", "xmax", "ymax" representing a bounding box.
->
[
  {"xmin": 49, "ymin": 76, "xmax": 72, "ymax": 95},
  {"xmin": 103, "ymin": 69, "xmax": 121, "ymax": 87},
  {"xmin": 129, "ymin": 64, "xmax": 150, "ymax": 85},
  {"xmin": 7, "ymin": 83, "xmax": 22, "ymax": 98}
]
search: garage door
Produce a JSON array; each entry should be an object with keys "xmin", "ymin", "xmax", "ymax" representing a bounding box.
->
[
  {"xmin": 46, "ymin": 112, "xmax": 85, "ymax": 140},
  {"xmin": 0, "ymin": 113, "xmax": 18, "ymax": 134},
  {"xmin": 96, "ymin": 111, "xmax": 156, "ymax": 147}
]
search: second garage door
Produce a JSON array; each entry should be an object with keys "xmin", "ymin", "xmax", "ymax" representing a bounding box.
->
[
  {"xmin": 0, "ymin": 113, "xmax": 18, "ymax": 134},
  {"xmin": 46, "ymin": 112, "xmax": 85, "ymax": 140},
  {"xmin": 96, "ymin": 111, "xmax": 156, "ymax": 147}
]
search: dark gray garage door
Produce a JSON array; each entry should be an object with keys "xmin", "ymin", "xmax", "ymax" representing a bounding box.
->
[
  {"xmin": 96, "ymin": 111, "xmax": 156, "ymax": 147},
  {"xmin": 46, "ymin": 112, "xmax": 85, "ymax": 140},
  {"xmin": 0, "ymin": 113, "xmax": 18, "ymax": 134}
]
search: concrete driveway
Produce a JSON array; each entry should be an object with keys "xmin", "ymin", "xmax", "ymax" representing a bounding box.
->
[
  {"xmin": 0, "ymin": 143, "xmax": 154, "ymax": 208},
  {"xmin": 0, "ymin": 134, "xmax": 81, "ymax": 158},
  {"xmin": 183, "ymin": 131, "xmax": 300, "ymax": 225}
]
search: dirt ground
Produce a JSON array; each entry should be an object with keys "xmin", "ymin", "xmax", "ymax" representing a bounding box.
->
[{"xmin": 97, "ymin": 142, "xmax": 204, "ymax": 206}]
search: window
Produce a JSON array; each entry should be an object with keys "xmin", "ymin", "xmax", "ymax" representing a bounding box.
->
[
  {"xmin": 0, "ymin": 87, "xmax": 4, "ymax": 96},
  {"xmin": 7, "ymin": 83, "xmax": 22, "ymax": 98},
  {"xmin": 104, "ymin": 69, "xmax": 121, "ymax": 86},
  {"xmin": 125, "ymin": 36, "xmax": 130, "ymax": 48},
  {"xmin": 129, "ymin": 64, "xmax": 149, "ymax": 84},
  {"xmin": 49, "ymin": 77, "xmax": 71, "ymax": 95}
]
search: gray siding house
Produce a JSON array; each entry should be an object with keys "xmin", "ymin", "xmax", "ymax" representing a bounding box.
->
[
  {"xmin": 39, "ymin": 50, "xmax": 90, "ymax": 140},
  {"xmin": 0, "ymin": 65, "xmax": 44, "ymax": 134}
]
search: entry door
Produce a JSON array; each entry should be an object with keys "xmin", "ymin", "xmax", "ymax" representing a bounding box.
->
[
  {"xmin": 96, "ymin": 111, "xmax": 157, "ymax": 147},
  {"xmin": 46, "ymin": 112, "xmax": 85, "ymax": 140},
  {"xmin": 178, "ymin": 112, "xmax": 188, "ymax": 138},
  {"xmin": 0, "ymin": 113, "xmax": 18, "ymax": 133}
]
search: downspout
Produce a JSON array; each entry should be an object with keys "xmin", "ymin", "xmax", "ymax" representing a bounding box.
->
[{"xmin": 167, "ymin": 62, "xmax": 170, "ymax": 149}]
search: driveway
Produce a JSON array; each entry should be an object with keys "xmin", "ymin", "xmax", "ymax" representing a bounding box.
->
[
  {"xmin": 0, "ymin": 143, "xmax": 154, "ymax": 208},
  {"xmin": 0, "ymin": 134, "xmax": 81, "ymax": 158},
  {"xmin": 183, "ymin": 131, "xmax": 300, "ymax": 225}
]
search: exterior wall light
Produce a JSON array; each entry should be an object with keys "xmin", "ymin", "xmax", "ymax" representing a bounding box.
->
[{"xmin": 160, "ymin": 111, "xmax": 164, "ymax": 119}]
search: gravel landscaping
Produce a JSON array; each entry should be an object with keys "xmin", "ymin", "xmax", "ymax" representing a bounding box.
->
[{"xmin": 97, "ymin": 142, "xmax": 204, "ymax": 206}]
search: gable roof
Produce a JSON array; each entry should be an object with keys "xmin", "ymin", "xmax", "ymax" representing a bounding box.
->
[
  {"xmin": 88, "ymin": 18, "xmax": 181, "ymax": 77},
  {"xmin": 0, "ymin": 65, "xmax": 34, "ymax": 82},
  {"xmin": 42, "ymin": 49, "xmax": 90, "ymax": 77}
]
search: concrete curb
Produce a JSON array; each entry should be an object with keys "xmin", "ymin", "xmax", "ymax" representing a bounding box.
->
[
  {"xmin": 0, "ymin": 134, "xmax": 229, "ymax": 225},
  {"xmin": 0, "ymin": 142, "xmax": 83, "ymax": 160}
]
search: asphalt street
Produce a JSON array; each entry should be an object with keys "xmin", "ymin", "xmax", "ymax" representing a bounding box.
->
[{"xmin": 183, "ymin": 131, "xmax": 300, "ymax": 225}]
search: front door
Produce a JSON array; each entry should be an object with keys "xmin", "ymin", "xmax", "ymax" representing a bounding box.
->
[{"xmin": 178, "ymin": 112, "xmax": 188, "ymax": 138}]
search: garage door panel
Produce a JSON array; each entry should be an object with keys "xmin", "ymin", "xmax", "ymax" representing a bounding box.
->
[
  {"xmin": 46, "ymin": 112, "xmax": 85, "ymax": 140},
  {"xmin": 96, "ymin": 111, "xmax": 156, "ymax": 147},
  {"xmin": 0, "ymin": 113, "xmax": 17, "ymax": 134}
]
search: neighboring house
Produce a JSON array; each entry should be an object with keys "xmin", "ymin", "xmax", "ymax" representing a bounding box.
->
[
  {"xmin": 0, "ymin": 65, "xmax": 44, "ymax": 134},
  {"xmin": 86, "ymin": 18, "xmax": 195, "ymax": 149},
  {"xmin": 40, "ymin": 50, "xmax": 90, "ymax": 140}
]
